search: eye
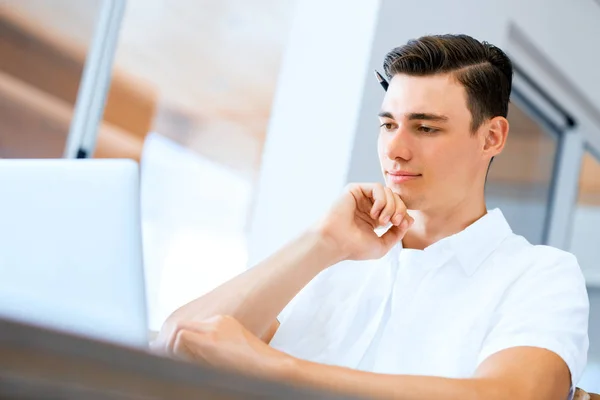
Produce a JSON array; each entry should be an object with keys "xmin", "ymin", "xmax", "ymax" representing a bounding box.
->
[
  {"xmin": 418, "ymin": 125, "xmax": 438, "ymax": 134},
  {"xmin": 380, "ymin": 122, "xmax": 396, "ymax": 132}
]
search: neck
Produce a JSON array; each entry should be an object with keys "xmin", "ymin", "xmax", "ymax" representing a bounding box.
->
[{"xmin": 402, "ymin": 195, "xmax": 487, "ymax": 250}]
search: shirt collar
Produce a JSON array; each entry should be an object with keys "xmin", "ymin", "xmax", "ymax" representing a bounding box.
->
[
  {"xmin": 399, "ymin": 208, "xmax": 513, "ymax": 276},
  {"xmin": 447, "ymin": 208, "xmax": 513, "ymax": 275}
]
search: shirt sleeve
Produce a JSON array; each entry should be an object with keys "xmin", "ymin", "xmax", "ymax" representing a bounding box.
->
[
  {"xmin": 274, "ymin": 263, "xmax": 335, "ymax": 325},
  {"xmin": 477, "ymin": 247, "xmax": 590, "ymax": 389},
  {"xmin": 270, "ymin": 265, "xmax": 333, "ymax": 348}
]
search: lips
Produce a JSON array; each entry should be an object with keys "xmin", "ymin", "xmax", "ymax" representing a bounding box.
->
[
  {"xmin": 386, "ymin": 171, "xmax": 421, "ymax": 183},
  {"xmin": 387, "ymin": 171, "xmax": 420, "ymax": 177}
]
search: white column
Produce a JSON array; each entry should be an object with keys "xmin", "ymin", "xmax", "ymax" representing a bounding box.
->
[
  {"xmin": 247, "ymin": 0, "xmax": 383, "ymax": 265},
  {"xmin": 546, "ymin": 129, "xmax": 584, "ymax": 249}
]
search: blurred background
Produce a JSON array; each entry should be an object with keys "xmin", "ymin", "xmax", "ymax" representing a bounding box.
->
[
  {"xmin": 1, "ymin": 0, "xmax": 598, "ymax": 392},
  {"xmin": 0, "ymin": 0, "xmax": 293, "ymax": 326}
]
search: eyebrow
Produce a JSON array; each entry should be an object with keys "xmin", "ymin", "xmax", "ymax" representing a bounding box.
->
[{"xmin": 378, "ymin": 111, "xmax": 449, "ymax": 122}]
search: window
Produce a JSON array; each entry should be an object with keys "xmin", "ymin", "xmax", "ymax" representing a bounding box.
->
[
  {"xmin": 485, "ymin": 101, "xmax": 559, "ymax": 245},
  {"xmin": 569, "ymin": 150, "xmax": 600, "ymax": 284}
]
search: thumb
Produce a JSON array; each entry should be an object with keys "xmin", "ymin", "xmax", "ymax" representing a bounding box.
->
[{"xmin": 380, "ymin": 220, "xmax": 409, "ymax": 250}]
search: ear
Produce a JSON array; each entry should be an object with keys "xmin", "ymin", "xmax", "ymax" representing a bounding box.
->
[{"xmin": 483, "ymin": 116, "xmax": 509, "ymax": 157}]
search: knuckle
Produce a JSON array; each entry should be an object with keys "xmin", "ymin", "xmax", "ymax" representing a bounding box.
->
[
  {"xmin": 215, "ymin": 314, "xmax": 233, "ymax": 327},
  {"xmin": 216, "ymin": 314, "xmax": 235, "ymax": 324},
  {"xmin": 344, "ymin": 183, "xmax": 357, "ymax": 192},
  {"xmin": 209, "ymin": 315, "xmax": 233, "ymax": 333},
  {"xmin": 212, "ymin": 314, "xmax": 227, "ymax": 323},
  {"xmin": 172, "ymin": 329, "xmax": 188, "ymax": 353},
  {"xmin": 204, "ymin": 330, "xmax": 218, "ymax": 344},
  {"xmin": 345, "ymin": 183, "xmax": 362, "ymax": 196},
  {"xmin": 170, "ymin": 321, "xmax": 186, "ymax": 337},
  {"xmin": 177, "ymin": 328, "xmax": 190, "ymax": 341}
]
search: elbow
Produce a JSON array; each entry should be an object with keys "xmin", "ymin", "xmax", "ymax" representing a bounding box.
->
[{"xmin": 472, "ymin": 380, "xmax": 545, "ymax": 400}]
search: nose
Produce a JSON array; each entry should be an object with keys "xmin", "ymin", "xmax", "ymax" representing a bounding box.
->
[{"xmin": 384, "ymin": 126, "xmax": 413, "ymax": 162}]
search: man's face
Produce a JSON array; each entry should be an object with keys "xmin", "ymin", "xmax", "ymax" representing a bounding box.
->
[{"xmin": 377, "ymin": 73, "xmax": 489, "ymax": 211}]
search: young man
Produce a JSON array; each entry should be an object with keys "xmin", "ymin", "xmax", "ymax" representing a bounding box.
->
[{"xmin": 153, "ymin": 35, "xmax": 589, "ymax": 400}]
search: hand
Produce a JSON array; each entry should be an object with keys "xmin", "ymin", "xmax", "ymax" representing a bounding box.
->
[
  {"xmin": 316, "ymin": 183, "xmax": 413, "ymax": 261},
  {"xmin": 151, "ymin": 315, "xmax": 291, "ymax": 379}
]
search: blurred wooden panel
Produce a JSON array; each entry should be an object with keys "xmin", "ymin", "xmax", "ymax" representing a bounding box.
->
[
  {"xmin": 581, "ymin": 152, "xmax": 600, "ymax": 191},
  {"xmin": 3, "ymin": 0, "xmax": 293, "ymax": 140},
  {"xmin": 578, "ymin": 152, "xmax": 600, "ymax": 205},
  {"xmin": 492, "ymin": 103, "xmax": 600, "ymax": 205},
  {"xmin": 488, "ymin": 136, "xmax": 556, "ymax": 185},
  {"xmin": 0, "ymin": 82, "xmax": 65, "ymax": 158},
  {"xmin": 0, "ymin": 5, "xmax": 157, "ymax": 139},
  {"xmin": 0, "ymin": 11, "xmax": 80, "ymax": 110},
  {"xmin": 0, "ymin": 70, "xmax": 143, "ymax": 160}
]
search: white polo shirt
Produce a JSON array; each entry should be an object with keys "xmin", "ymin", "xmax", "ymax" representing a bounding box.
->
[{"xmin": 270, "ymin": 209, "xmax": 589, "ymax": 397}]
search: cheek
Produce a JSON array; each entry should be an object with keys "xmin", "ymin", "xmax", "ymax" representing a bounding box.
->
[
  {"xmin": 377, "ymin": 135, "xmax": 386, "ymax": 161},
  {"xmin": 421, "ymin": 141, "xmax": 451, "ymax": 175},
  {"xmin": 446, "ymin": 141, "xmax": 478, "ymax": 180},
  {"xmin": 422, "ymin": 139, "xmax": 475, "ymax": 182}
]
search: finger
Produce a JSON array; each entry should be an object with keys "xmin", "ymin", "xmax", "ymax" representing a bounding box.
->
[
  {"xmin": 349, "ymin": 186, "xmax": 374, "ymax": 215},
  {"xmin": 380, "ymin": 218, "xmax": 411, "ymax": 249},
  {"xmin": 149, "ymin": 337, "xmax": 169, "ymax": 357},
  {"xmin": 167, "ymin": 324, "xmax": 183, "ymax": 357},
  {"xmin": 402, "ymin": 215, "xmax": 414, "ymax": 230},
  {"xmin": 366, "ymin": 184, "xmax": 387, "ymax": 220},
  {"xmin": 166, "ymin": 320, "xmax": 211, "ymax": 356},
  {"xmin": 173, "ymin": 329, "xmax": 199, "ymax": 361},
  {"xmin": 395, "ymin": 214, "xmax": 414, "ymax": 231},
  {"xmin": 379, "ymin": 225, "xmax": 403, "ymax": 250},
  {"xmin": 173, "ymin": 329, "xmax": 213, "ymax": 363},
  {"xmin": 390, "ymin": 193, "xmax": 408, "ymax": 226},
  {"xmin": 379, "ymin": 187, "xmax": 396, "ymax": 225}
]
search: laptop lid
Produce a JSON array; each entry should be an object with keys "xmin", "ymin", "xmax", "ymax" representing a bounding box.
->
[{"xmin": 0, "ymin": 159, "xmax": 148, "ymax": 348}]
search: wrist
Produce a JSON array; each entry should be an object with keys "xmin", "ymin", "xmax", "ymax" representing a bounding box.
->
[
  {"xmin": 302, "ymin": 227, "xmax": 346, "ymax": 270},
  {"xmin": 274, "ymin": 352, "xmax": 303, "ymax": 382}
]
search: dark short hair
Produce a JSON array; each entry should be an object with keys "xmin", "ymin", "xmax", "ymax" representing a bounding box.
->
[{"xmin": 383, "ymin": 34, "xmax": 513, "ymax": 132}]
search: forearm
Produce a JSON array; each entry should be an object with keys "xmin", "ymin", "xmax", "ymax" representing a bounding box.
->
[
  {"xmin": 282, "ymin": 358, "xmax": 508, "ymax": 400},
  {"xmin": 165, "ymin": 230, "xmax": 340, "ymax": 338}
]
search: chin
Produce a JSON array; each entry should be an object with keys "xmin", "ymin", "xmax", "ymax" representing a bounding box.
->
[
  {"xmin": 402, "ymin": 196, "xmax": 420, "ymax": 210},
  {"xmin": 386, "ymin": 185, "xmax": 423, "ymax": 210},
  {"xmin": 386, "ymin": 181, "xmax": 406, "ymax": 195}
]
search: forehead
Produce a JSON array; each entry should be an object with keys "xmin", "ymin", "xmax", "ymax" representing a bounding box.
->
[{"xmin": 381, "ymin": 73, "xmax": 469, "ymax": 119}]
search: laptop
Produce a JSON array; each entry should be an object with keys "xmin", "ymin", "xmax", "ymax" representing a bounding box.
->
[{"xmin": 0, "ymin": 159, "xmax": 148, "ymax": 348}]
